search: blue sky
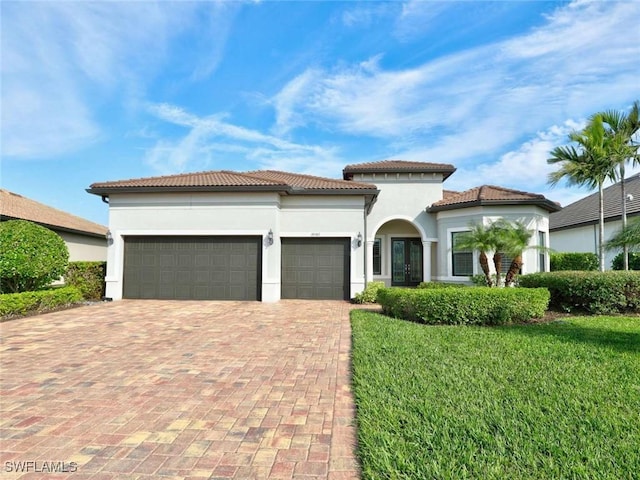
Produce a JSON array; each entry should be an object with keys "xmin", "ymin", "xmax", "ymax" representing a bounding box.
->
[{"xmin": 2, "ymin": 0, "xmax": 639, "ymax": 226}]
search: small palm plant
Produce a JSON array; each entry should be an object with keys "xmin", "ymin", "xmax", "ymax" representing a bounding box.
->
[
  {"xmin": 503, "ymin": 221, "xmax": 534, "ymax": 287},
  {"xmin": 455, "ymin": 222, "xmax": 496, "ymax": 287}
]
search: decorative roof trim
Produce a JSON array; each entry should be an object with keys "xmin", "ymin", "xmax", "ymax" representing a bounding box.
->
[
  {"xmin": 342, "ymin": 160, "xmax": 456, "ymax": 180},
  {"xmin": 427, "ymin": 198, "xmax": 561, "ymax": 213}
]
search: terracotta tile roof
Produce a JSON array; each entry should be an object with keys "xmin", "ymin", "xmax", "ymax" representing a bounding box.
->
[
  {"xmin": 343, "ymin": 160, "xmax": 456, "ymax": 180},
  {"xmin": 244, "ymin": 170, "xmax": 376, "ymax": 190},
  {"xmin": 89, "ymin": 170, "xmax": 287, "ymax": 189},
  {"xmin": 0, "ymin": 189, "xmax": 108, "ymax": 237},
  {"xmin": 550, "ymin": 175, "xmax": 640, "ymax": 231},
  {"xmin": 442, "ymin": 189, "xmax": 460, "ymax": 200},
  {"xmin": 88, "ymin": 170, "xmax": 378, "ymax": 195},
  {"xmin": 428, "ymin": 185, "xmax": 561, "ymax": 213}
]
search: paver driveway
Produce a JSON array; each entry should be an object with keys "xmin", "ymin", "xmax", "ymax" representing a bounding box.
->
[{"xmin": 0, "ymin": 300, "xmax": 361, "ymax": 479}]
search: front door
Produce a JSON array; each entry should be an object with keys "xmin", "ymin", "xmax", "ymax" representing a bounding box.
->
[{"xmin": 391, "ymin": 238, "xmax": 423, "ymax": 286}]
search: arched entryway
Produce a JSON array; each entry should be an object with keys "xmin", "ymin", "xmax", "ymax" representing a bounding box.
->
[{"xmin": 367, "ymin": 218, "xmax": 432, "ymax": 286}]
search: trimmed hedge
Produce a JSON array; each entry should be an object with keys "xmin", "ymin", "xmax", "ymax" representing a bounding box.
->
[
  {"xmin": 550, "ymin": 252, "xmax": 598, "ymax": 271},
  {"xmin": 0, "ymin": 286, "xmax": 83, "ymax": 318},
  {"xmin": 417, "ymin": 281, "xmax": 467, "ymax": 289},
  {"xmin": 65, "ymin": 261, "xmax": 106, "ymax": 300},
  {"xmin": 0, "ymin": 219, "xmax": 69, "ymax": 292},
  {"xmin": 377, "ymin": 287, "xmax": 550, "ymax": 325},
  {"xmin": 353, "ymin": 281, "xmax": 386, "ymax": 304},
  {"xmin": 612, "ymin": 252, "xmax": 640, "ymax": 270},
  {"xmin": 519, "ymin": 271, "xmax": 640, "ymax": 314}
]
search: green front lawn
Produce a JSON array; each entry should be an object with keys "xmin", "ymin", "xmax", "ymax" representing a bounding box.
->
[{"xmin": 351, "ymin": 310, "xmax": 640, "ymax": 479}]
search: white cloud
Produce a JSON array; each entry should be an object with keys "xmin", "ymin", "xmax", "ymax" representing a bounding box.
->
[
  {"xmin": 271, "ymin": 69, "xmax": 322, "ymax": 136},
  {"xmin": 0, "ymin": 2, "xmax": 234, "ymax": 159},
  {"xmin": 447, "ymin": 120, "xmax": 584, "ymax": 193},
  {"xmin": 145, "ymin": 103, "xmax": 340, "ymax": 176},
  {"xmin": 269, "ymin": 0, "xmax": 640, "ymax": 168}
]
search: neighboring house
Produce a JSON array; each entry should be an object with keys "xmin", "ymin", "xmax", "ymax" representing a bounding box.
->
[
  {"xmin": 0, "ymin": 189, "xmax": 108, "ymax": 262},
  {"xmin": 550, "ymin": 175, "xmax": 640, "ymax": 269},
  {"xmin": 87, "ymin": 160, "xmax": 560, "ymax": 302}
]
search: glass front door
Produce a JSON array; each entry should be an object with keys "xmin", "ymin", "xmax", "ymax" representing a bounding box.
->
[{"xmin": 391, "ymin": 238, "xmax": 423, "ymax": 286}]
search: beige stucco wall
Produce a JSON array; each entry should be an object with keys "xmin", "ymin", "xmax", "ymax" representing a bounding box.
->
[
  {"xmin": 434, "ymin": 206, "xmax": 550, "ymax": 282},
  {"xmin": 57, "ymin": 231, "xmax": 107, "ymax": 262},
  {"xmin": 105, "ymin": 191, "xmax": 366, "ymax": 302},
  {"xmin": 550, "ymin": 220, "xmax": 624, "ymax": 270}
]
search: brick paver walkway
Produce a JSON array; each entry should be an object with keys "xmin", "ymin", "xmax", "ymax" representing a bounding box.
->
[{"xmin": 0, "ymin": 300, "xmax": 361, "ymax": 479}]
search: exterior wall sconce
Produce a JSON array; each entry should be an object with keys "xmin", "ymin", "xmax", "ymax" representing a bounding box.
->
[
  {"xmin": 106, "ymin": 230, "xmax": 113, "ymax": 245},
  {"xmin": 267, "ymin": 229, "xmax": 274, "ymax": 246},
  {"xmin": 356, "ymin": 232, "xmax": 363, "ymax": 247}
]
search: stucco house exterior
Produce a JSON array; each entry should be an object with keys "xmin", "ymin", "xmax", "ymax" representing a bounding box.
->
[
  {"xmin": 1, "ymin": 189, "xmax": 108, "ymax": 262},
  {"xmin": 88, "ymin": 160, "xmax": 560, "ymax": 302},
  {"xmin": 550, "ymin": 175, "xmax": 640, "ymax": 269}
]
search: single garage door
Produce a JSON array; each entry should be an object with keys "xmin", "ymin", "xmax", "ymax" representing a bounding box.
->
[
  {"xmin": 123, "ymin": 236, "xmax": 261, "ymax": 300},
  {"xmin": 281, "ymin": 238, "xmax": 350, "ymax": 300}
]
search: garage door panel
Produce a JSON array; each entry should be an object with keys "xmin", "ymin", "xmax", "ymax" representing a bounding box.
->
[
  {"xmin": 281, "ymin": 238, "xmax": 350, "ymax": 300},
  {"xmin": 123, "ymin": 236, "xmax": 261, "ymax": 300}
]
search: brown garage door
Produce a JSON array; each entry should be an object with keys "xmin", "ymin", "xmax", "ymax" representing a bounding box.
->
[
  {"xmin": 123, "ymin": 236, "xmax": 261, "ymax": 300},
  {"xmin": 281, "ymin": 238, "xmax": 350, "ymax": 300}
]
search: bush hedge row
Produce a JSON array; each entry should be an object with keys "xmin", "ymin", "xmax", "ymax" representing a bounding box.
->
[
  {"xmin": 65, "ymin": 261, "xmax": 106, "ymax": 300},
  {"xmin": 417, "ymin": 281, "xmax": 467, "ymax": 289},
  {"xmin": 0, "ymin": 286, "xmax": 83, "ymax": 318},
  {"xmin": 550, "ymin": 252, "xmax": 598, "ymax": 271},
  {"xmin": 353, "ymin": 281, "xmax": 386, "ymax": 304},
  {"xmin": 612, "ymin": 252, "xmax": 640, "ymax": 270},
  {"xmin": 377, "ymin": 287, "xmax": 550, "ymax": 325},
  {"xmin": 519, "ymin": 271, "xmax": 640, "ymax": 314}
]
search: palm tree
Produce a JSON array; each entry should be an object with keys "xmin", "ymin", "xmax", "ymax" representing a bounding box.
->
[
  {"xmin": 503, "ymin": 221, "xmax": 534, "ymax": 287},
  {"xmin": 489, "ymin": 219, "xmax": 513, "ymax": 287},
  {"xmin": 548, "ymin": 115, "xmax": 618, "ymax": 271},
  {"xmin": 605, "ymin": 217, "xmax": 640, "ymax": 253},
  {"xmin": 455, "ymin": 222, "xmax": 496, "ymax": 287},
  {"xmin": 600, "ymin": 101, "xmax": 640, "ymax": 269}
]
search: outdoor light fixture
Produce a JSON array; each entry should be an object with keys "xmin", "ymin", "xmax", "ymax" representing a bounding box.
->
[
  {"xmin": 267, "ymin": 229, "xmax": 274, "ymax": 246},
  {"xmin": 106, "ymin": 230, "xmax": 113, "ymax": 244},
  {"xmin": 356, "ymin": 232, "xmax": 363, "ymax": 247}
]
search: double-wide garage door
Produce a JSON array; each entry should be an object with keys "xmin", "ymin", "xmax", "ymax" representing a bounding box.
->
[
  {"xmin": 123, "ymin": 236, "xmax": 261, "ymax": 300},
  {"xmin": 281, "ymin": 238, "xmax": 350, "ymax": 300},
  {"xmin": 123, "ymin": 236, "xmax": 350, "ymax": 301}
]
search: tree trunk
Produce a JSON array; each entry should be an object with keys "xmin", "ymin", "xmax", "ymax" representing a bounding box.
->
[
  {"xmin": 599, "ymin": 182, "xmax": 605, "ymax": 272},
  {"xmin": 504, "ymin": 255, "xmax": 523, "ymax": 286},
  {"xmin": 493, "ymin": 252, "xmax": 503, "ymax": 287},
  {"xmin": 479, "ymin": 251, "xmax": 493, "ymax": 287},
  {"xmin": 621, "ymin": 166, "xmax": 629, "ymax": 270}
]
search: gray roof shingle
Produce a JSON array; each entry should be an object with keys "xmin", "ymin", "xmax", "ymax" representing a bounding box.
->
[{"xmin": 549, "ymin": 175, "xmax": 640, "ymax": 231}]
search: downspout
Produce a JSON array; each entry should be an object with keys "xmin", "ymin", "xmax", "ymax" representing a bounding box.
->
[{"xmin": 363, "ymin": 204, "xmax": 368, "ymax": 288}]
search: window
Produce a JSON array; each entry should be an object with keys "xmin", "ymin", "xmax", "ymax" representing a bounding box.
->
[
  {"xmin": 538, "ymin": 231, "xmax": 546, "ymax": 272},
  {"xmin": 373, "ymin": 238, "xmax": 382, "ymax": 275},
  {"xmin": 499, "ymin": 253, "xmax": 513, "ymax": 274},
  {"xmin": 451, "ymin": 232, "xmax": 473, "ymax": 276}
]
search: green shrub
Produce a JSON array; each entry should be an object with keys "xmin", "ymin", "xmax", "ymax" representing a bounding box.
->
[
  {"xmin": 377, "ymin": 287, "xmax": 549, "ymax": 325},
  {"xmin": 417, "ymin": 281, "xmax": 467, "ymax": 288},
  {"xmin": 519, "ymin": 271, "xmax": 640, "ymax": 314},
  {"xmin": 0, "ymin": 220, "xmax": 69, "ymax": 293},
  {"xmin": 550, "ymin": 252, "xmax": 598, "ymax": 271},
  {"xmin": 0, "ymin": 286, "xmax": 83, "ymax": 318},
  {"xmin": 611, "ymin": 252, "xmax": 640, "ymax": 270},
  {"xmin": 353, "ymin": 281, "xmax": 385, "ymax": 304},
  {"xmin": 65, "ymin": 262, "xmax": 106, "ymax": 300},
  {"xmin": 470, "ymin": 274, "xmax": 490, "ymax": 286}
]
